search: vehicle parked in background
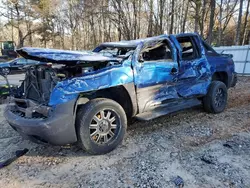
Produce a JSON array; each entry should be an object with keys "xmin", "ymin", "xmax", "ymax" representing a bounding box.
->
[
  {"xmin": 0, "ymin": 41, "xmax": 17, "ymax": 59},
  {"xmin": 4, "ymin": 33, "xmax": 237, "ymax": 155},
  {"xmin": 0, "ymin": 58, "xmax": 40, "ymax": 75}
]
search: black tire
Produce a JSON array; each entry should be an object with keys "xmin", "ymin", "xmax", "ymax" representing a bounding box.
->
[
  {"xmin": 2, "ymin": 67, "xmax": 10, "ymax": 75},
  {"xmin": 76, "ymin": 98, "xmax": 127, "ymax": 155},
  {"xmin": 203, "ymin": 81, "xmax": 228, "ymax": 113}
]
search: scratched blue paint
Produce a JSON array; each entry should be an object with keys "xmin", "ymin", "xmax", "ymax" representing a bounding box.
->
[
  {"xmin": 49, "ymin": 60, "xmax": 134, "ymax": 106},
  {"xmin": 132, "ymin": 36, "xmax": 178, "ymax": 87},
  {"xmin": 131, "ymin": 34, "xmax": 212, "ymax": 112},
  {"xmin": 17, "ymin": 33, "xmax": 235, "ymax": 109}
]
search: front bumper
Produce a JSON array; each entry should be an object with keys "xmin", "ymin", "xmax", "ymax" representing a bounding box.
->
[{"xmin": 4, "ymin": 99, "xmax": 78, "ymax": 145}]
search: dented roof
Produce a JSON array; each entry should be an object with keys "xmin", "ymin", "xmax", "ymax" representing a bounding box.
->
[{"xmin": 98, "ymin": 35, "xmax": 167, "ymax": 49}]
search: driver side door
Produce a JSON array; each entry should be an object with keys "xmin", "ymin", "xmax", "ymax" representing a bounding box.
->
[{"xmin": 133, "ymin": 38, "xmax": 180, "ymax": 113}]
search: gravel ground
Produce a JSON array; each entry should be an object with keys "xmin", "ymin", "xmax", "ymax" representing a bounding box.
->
[{"xmin": 0, "ymin": 77, "xmax": 250, "ymax": 188}]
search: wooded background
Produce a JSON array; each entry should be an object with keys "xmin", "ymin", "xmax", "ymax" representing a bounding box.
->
[{"xmin": 0, "ymin": 0, "xmax": 249, "ymax": 50}]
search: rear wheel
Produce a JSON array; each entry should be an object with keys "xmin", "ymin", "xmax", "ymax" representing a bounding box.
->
[
  {"xmin": 203, "ymin": 81, "xmax": 228, "ymax": 113},
  {"xmin": 76, "ymin": 98, "xmax": 127, "ymax": 155}
]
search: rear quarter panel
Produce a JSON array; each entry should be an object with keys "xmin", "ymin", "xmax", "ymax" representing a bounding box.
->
[{"xmin": 206, "ymin": 54, "xmax": 235, "ymax": 87}]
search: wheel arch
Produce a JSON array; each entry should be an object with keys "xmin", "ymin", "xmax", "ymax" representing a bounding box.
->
[
  {"xmin": 74, "ymin": 83, "xmax": 138, "ymax": 120},
  {"xmin": 212, "ymin": 71, "xmax": 229, "ymax": 88}
]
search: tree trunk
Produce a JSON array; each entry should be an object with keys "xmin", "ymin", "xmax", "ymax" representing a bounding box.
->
[
  {"xmin": 137, "ymin": 0, "xmax": 141, "ymax": 38},
  {"xmin": 242, "ymin": 0, "xmax": 250, "ymax": 45},
  {"xmin": 207, "ymin": 0, "xmax": 215, "ymax": 44},
  {"xmin": 133, "ymin": 0, "xmax": 137, "ymax": 39},
  {"xmin": 200, "ymin": 0, "xmax": 207, "ymax": 37},
  {"xmin": 159, "ymin": 0, "xmax": 165, "ymax": 34},
  {"xmin": 194, "ymin": 0, "xmax": 201, "ymax": 32},
  {"xmin": 14, "ymin": 3, "xmax": 23, "ymax": 48},
  {"xmin": 218, "ymin": 0, "xmax": 223, "ymax": 45},
  {"xmin": 169, "ymin": 0, "xmax": 175, "ymax": 34},
  {"xmin": 235, "ymin": 0, "xmax": 243, "ymax": 45},
  {"xmin": 182, "ymin": 0, "xmax": 189, "ymax": 33},
  {"xmin": 18, "ymin": 29, "xmax": 24, "ymax": 47},
  {"xmin": 147, "ymin": 0, "xmax": 153, "ymax": 37}
]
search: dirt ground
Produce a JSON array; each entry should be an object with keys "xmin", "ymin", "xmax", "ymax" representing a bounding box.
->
[{"xmin": 0, "ymin": 77, "xmax": 250, "ymax": 188}]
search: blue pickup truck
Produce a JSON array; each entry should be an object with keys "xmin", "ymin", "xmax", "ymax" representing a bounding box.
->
[{"xmin": 4, "ymin": 33, "xmax": 237, "ymax": 154}]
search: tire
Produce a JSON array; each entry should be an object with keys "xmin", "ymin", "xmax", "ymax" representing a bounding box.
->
[
  {"xmin": 76, "ymin": 98, "xmax": 127, "ymax": 155},
  {"xmin": 2, "ymin": 67, "xmax": 10, "ymax": 75},
  {"xmin": 203, "ymin": 81, "xmax": 228, "ymax": 114}
]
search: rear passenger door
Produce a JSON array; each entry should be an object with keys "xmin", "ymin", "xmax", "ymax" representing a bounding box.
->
[
  {"xmin": 175, "ymin": 35, "xmax": 211, "ymax": 97},
  {"xmin": 133, "ymin": 38, "xmax": 179, "ymax": 113}
]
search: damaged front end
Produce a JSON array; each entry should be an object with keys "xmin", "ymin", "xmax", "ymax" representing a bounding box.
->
[
  {"xmin": 9, "ymin": 65, "xmax": 58, "ymax": 118},
  {"xmin": 4, "ymin": 63, "xmax": 81, "ymax": 145},
  {"xmin": 4, "ymin": 47, "xmax": 134, "ymax": 145}
]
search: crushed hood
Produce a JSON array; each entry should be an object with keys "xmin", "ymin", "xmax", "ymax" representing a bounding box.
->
[{"xmin": 16, "ymin": 47, "xmax": 114, "ymax": 64}]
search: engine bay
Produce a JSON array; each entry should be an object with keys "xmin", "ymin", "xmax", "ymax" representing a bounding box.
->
[{"xmin": 15, "ymin": 60, "xmax": 120, "ymax": 104}]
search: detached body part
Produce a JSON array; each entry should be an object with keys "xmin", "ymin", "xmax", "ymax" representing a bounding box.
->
[{"xmin": 4, "ymin": 33, "xmax": 237, "ymax": 154}]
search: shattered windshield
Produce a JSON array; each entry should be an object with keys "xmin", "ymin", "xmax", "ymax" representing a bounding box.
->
[{"xmin": 97, "ymin": 47, "xmax": 135, "ymax": 58}]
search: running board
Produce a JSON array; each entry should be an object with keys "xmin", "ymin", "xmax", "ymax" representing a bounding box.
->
[{"xmin": 135, "ymin": 98, "xmax": 201, "ymax": 121}]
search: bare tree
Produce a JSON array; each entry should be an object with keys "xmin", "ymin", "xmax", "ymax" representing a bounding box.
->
[
  {"xmin": 0, "ymin": 0, "xmax": 247, "ymax": 49},
  {"xmin": 200, "ymin": 0, "xmax": 207, "ymax": 37},
  {"xmin": 169, "ymin": 0, "xmax": 175, "ymax": 34},
  {"xmin": 242, "ymin": 0, "xmax": 250, "ymax": 45},
  {"xmin": 235, "ymin": 0, "xmax": 243, "ymax": 45},
  {"xmin": 207, "ymin": 0, "xmax": 215, "ymax": 44},
  {"xmin": 182, "ymin": 0, "xmax": 190, "ymax": 33}
]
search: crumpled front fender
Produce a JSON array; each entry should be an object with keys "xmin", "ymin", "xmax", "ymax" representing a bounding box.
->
[{"xmin": 49, "ymin": 62, "xmax": 134, "ymax": 106}]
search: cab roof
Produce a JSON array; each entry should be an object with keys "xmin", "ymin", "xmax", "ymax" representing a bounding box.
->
[{"xmin": 97, "ymin": 33, "xmax": 198, "ymax": 49}]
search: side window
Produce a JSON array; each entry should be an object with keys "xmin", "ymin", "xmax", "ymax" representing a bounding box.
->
[
  {"xmin": 177, "ymin": 37, "xmax": 200, "ymax": 60},
  {"xmin": 16, "ymin": 58, "xmax": 26, "ymax": 64},
  {"xmin": 140, "ymin": 40, "xmax": 173, "ymax": 62},
  {"xmin": 27, "ymin": 59, "xmax": 38, "ymax": 64}
]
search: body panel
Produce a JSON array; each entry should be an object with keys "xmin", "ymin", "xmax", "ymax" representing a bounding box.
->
[
  {"xmin": 175, "ymin": 34, "xmax": 212, "ymax": 97},
  {"xmin": 132, "ymin": 37, "xmax": 179, "ymax": 112},
  {"xmin": 49, "ymin": 60, "xmax": 134, "ymax": 106}
]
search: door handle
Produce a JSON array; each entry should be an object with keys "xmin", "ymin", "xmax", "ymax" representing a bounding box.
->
[{"xmin": 171, "ymin": 67, "xmax": 178, "ymax": 75}]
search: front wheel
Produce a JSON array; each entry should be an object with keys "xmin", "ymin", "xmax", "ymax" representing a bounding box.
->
[
  {"xmin": 203, "ymin": 81, "xmax": 228, "ymax": 113},
  {"xmin": 1, "ymin": 67, "xmax": 10, "ymax": 75},
  {"xmin": 76, "ymin": 98, "xmax": 127, "ymax": 155}
]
